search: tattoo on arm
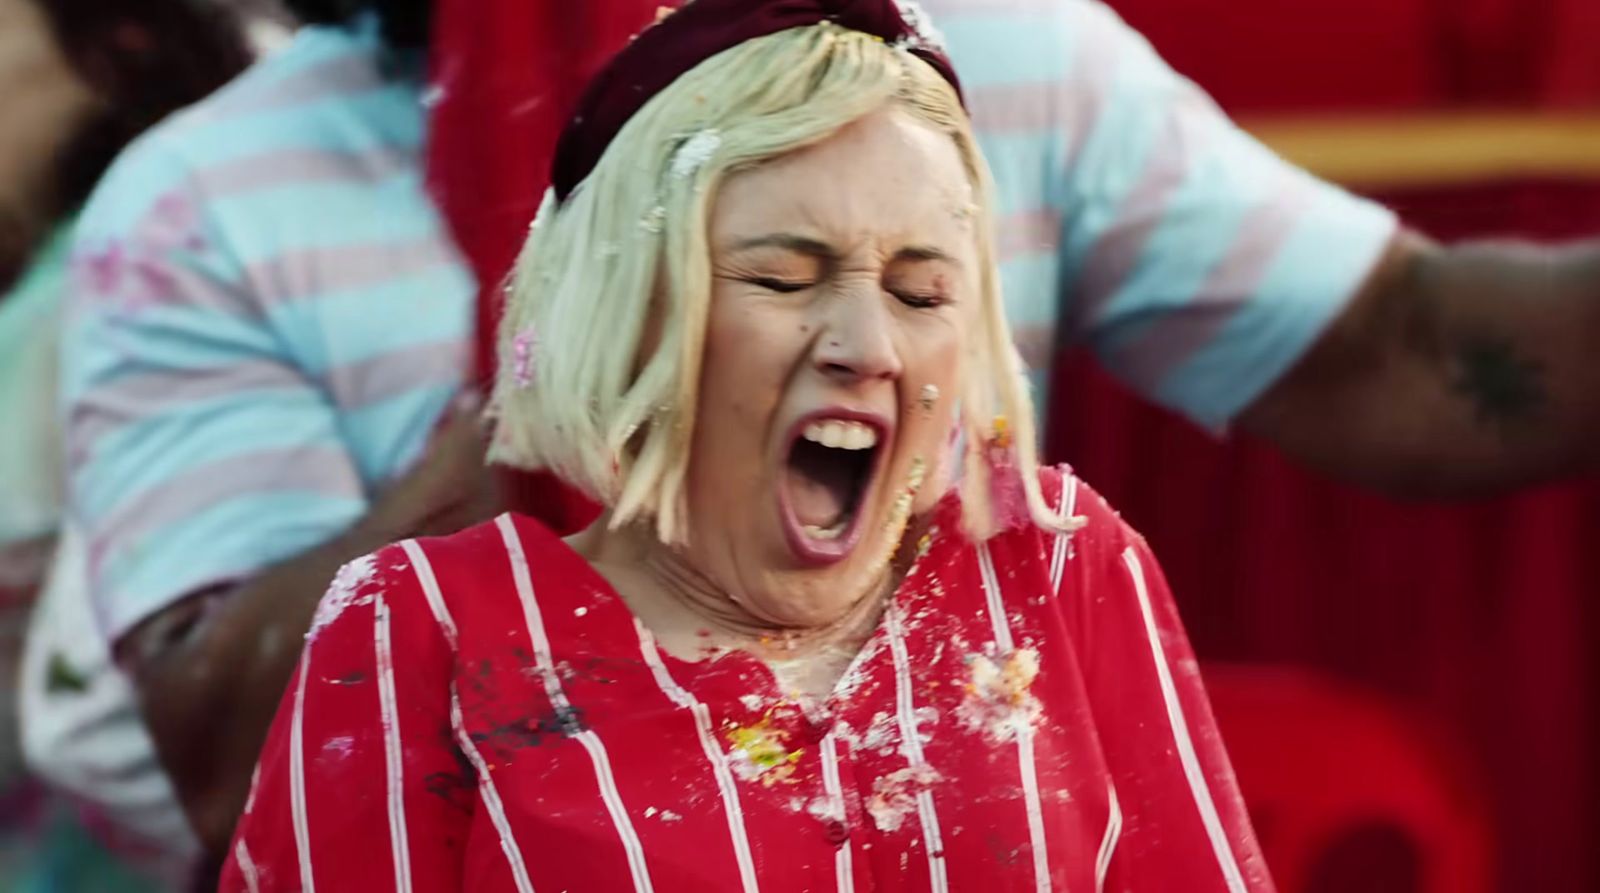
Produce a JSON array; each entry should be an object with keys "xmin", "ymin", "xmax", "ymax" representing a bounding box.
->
[
  {"xmin": 1450, "ymin": 336, "xmax": 1547, "ymax": 431},
  {"xmin": 1395, "ymin": 249, "xmax": 1550, "ymax": 437}
]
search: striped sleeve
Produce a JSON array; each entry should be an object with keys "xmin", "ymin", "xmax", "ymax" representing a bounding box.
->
[
  {"xmin": 62, "ymin": 136, "xmax": 367, "ymax": 641},
  {"xmin": 942, "ymin": 0, "xmax": 1398, "ymax": 429},
  {"xmin": 1057, "ymin": 0, "xmax": 1397, "ymax": 427},
  {"xmin": 219, "ymin": 545, "xmax": 466, "ymax": 893},
  {"xmin": 1062, "ymin": 483, "xmax": 1275, "ymax": 893}
]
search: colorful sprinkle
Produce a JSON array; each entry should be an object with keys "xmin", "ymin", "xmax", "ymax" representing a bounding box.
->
[
  {"xmin": 512, "ymin": 325, "xmax": 539, "ymax": 388},
  {"xmin": 724, "ymin": 716, "xmax": 804, "ymax": 786}
]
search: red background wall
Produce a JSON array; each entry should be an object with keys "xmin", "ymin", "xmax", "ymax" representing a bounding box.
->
[{"xmin": 1056, "ymin": 3, "xmax": 1600, "ymax": 891}]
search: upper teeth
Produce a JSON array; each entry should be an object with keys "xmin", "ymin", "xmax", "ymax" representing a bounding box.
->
[{"xmin": 803, "ymin": 420, "xmax": 878, "ymax": 450}]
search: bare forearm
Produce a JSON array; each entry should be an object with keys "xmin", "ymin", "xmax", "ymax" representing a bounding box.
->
[
  {"xmin": 119, "ymin": 407, "xmax": 496, "ymax": 852},
  {"xmin": 1243, "ymin": 232, "xmax": 1600, "ymax": 497},
  {"xmin": 120, "ymin": 506, "xmax": 434, "ymax": 853}
]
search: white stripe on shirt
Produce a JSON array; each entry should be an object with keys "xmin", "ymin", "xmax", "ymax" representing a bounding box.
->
[
  {"xmin": 1095, "ymin": 781, "xmax": 1123, "ymax": 892},
  {"xmin": 1122, "ymin": 546, "xmax": 1247, "ymax": 893},
  {"xmin": 375, "ymin": 595, "xmax": 413, "ymax": 893},
  {"xmin": 977, "ymin": 544, "xmax": 1052, "ymax": 892},
  {"xmin": 244, "ymin": 762, "xmax": 261, "ymax": 816},
  {"xmin": 289, "ymin": 646, "xmax": 315, "ymax": 893},
  {"xmin": 400, "ymin": 539, "xmax": 459, "ymax": 648},
  {"xmin": 819, "ymin": 734, "xmax": 855, "ymax": 893},
  {"xmin": 884, "ymin": 606, "xmax": 949, "ymax": 892},
  {"xmin": 1049, "ymin": 475, "xmax": 1080, "ymax": 593},
  {"xmin": 496, "ymin": 515, "xmax": 656, "ymax": 893},
  {"xmin": 635, "ymin": 621, "xmax": 760, "ymax": 893},
  {"xmin": 234, "ymin": 839, "xmax": 262, "ymax": 893},
  {"xmin": 450, "ymin": 692, "xmax": 536, "ymax": 893},
  {"xmin": 403, "ymin": 536, "xmax": 532, "ymax": 890}
]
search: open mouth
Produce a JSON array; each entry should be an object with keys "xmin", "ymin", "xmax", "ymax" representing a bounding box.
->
[{"xmin": 779, "ymin": 413, "xmax": 887, "ymax": 564}]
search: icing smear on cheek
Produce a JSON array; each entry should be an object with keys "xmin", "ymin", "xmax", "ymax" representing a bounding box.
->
[{"xmin": 872, "ymin": 456, "xmax": 927, "ymax": 569}]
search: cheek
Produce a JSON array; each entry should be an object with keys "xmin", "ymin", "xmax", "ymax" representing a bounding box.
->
[
  {"xmin": 901, "ymin": 330, "xmax": 968, "ymax": 513},
  {"xmin": 904, "ymin": 314, "xmax": 967, "ymax": 387},
  {"xmin": 699, "ymin": 291, "xmax": 799, "ymax": 413},
  {"xmin": 692, "ymin": 290, "xmax": 810, "ymax": 478},
  {"xmin": 899, "ymin": 321, "xmax": 968, "ymax": 449}
]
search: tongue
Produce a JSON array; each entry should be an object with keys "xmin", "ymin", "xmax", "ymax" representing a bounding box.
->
[{"xmin": 786, "ymin": 441, "xmax": 858, "ymax": 528}]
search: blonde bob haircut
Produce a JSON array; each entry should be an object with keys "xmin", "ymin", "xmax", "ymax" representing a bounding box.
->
[{"xmin": 491, "ymin": 23, "xmax": 1069, "ymax": 545}]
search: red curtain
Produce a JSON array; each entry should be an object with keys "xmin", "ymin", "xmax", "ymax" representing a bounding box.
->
[
  {"xmin": 1112, "ymin": 0, "xmax": 1600, "ymax": 113},
  {"xmin": 426, "ymin": 0, "xmax": 660, "ymax": 385},
  {"xmin": 1079, "ymin": 4, "xmax": 1600, "ymax": 891},
  {"xmin": 426, "ymin": 0, "xmax": 659, "ymax": 533}
]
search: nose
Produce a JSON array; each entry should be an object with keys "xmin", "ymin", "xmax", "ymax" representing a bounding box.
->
[{"xmin": 812, "ymin": 287, "xmax": 903, "ymax": 384}]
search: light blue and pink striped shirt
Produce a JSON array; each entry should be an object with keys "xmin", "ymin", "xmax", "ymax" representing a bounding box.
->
[
  {"xmin": 931, "ymin": 0, "xmax": 1396, "ymax": 421},
  {"xmin": 65, "ymin": 1, "xmax": 1395, "ymax": 638},
  {"xmin": 63, "ymin": 24, "xmax": 473, "ymax": 638}
]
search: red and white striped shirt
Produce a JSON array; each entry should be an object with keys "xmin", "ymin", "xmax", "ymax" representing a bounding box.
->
[{"xmin": 221, "ymin": 468, "xmax": 1273, "ymax": 892}]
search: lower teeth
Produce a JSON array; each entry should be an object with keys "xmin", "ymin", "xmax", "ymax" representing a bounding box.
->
[{"xmin": 802, "ymin": 521, "xmax": 848, "ymax": 541}]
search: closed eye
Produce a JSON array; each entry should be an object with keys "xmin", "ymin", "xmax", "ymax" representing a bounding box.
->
[
  {"xmin": 748, "ymin": 277, "xmax": 813, "ymax": 294},
  {"xmin": 892, "ymin": 290, "xmax": 947, "ymax": 309}
]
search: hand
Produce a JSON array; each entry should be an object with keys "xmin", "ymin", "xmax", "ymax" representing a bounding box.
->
[{"xmin": 369, "ymin": 393, "xmax": 506, "ymax": 540}]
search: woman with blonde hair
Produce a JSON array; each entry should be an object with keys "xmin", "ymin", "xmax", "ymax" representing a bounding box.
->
[{"xmin": 220, "ymin": 2, "xmax": 1273, "ymax": 890}]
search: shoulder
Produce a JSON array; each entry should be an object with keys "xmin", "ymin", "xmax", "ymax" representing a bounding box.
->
[
  {"xmin": 76, "ymin": 27, "xmax": 403, "ymax": 243},
  {"xmin": 165, "ymin": 24, "xmax": 395, "ymax": 140},
  {"xmin": 305, "ymin": 542, "xmax": 427, "ymax": 646},
  {"xmin": 928, "ymin": 0, "xmax": 1158, "ymax": 89},
  {"xmin": 302, "ymin": 518, "xmax": 510, "ymax": 652},
  {"xmin": 402, "ymin": 512, "xmax": 568, "ymax": 577},
  {"xmin": 987, "ymin": 463, "xmax": 1144, "ymax": 566},
  {"xmin": 292, "ymin": 520, "xmax": 565, "ymax": 710},
  {"xmin": 356, "ymin": 513, "xmax": 575, "ymax": 638},
  {"xmin": 72, "ymin": 129, "xmax": 202, "ymax": 253},
  {"xmin": 922, "ymin": 0, "xmax": 1123, "ymax": 41},
  {"xmin": 1043, "ymin": 462, "xmax": 1129, "ymax": 529}
]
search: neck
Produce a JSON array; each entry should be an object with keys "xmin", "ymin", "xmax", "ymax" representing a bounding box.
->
[
  {"xmin": 574, "ymin": 516, "xmax": 900, "ymax": 662},
  {"xmin": 650, "ymin": 544, "xmax": 893, "ymax": 656}
]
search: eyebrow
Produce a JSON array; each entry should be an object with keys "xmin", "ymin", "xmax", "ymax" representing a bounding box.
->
[
  {"xmin": 726, "ymin": 233, "xmax": 961, "ymax": 266},
  {"xmin": 728, "ymin": 233, "xmax": 835, "ymax": 257}
]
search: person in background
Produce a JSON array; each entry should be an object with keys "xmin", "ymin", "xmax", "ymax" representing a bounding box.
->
[
  {"xmin": 0, "ymin": 1, "xmax": 102, "ymax": 877},
  {"xmin": 36, "ymin": 0, "xmax": 501, "ymax": 868},
  {"xmin": 0, "ymin": 0, "xmax": 97, "ymax": 615},
  {"xmin": 1, "ymin": 0, "xmax": 254, "ymax": 889},
  {"xmin": 54, "ymin": 0, "xmax": 1600, "ymax": 876}
]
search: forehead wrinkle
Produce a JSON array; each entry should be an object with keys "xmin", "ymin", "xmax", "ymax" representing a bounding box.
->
[
  {"xmin": 710, "ymin": 110, "xmax": 976, "ymax": 268},
  {"xmin": 779, "ymin": 186, "xmax": 967, "ymax": 262}
]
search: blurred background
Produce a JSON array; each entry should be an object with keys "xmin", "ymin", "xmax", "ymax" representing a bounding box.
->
[
  {"xmin": 2, "ymin": 0, "xmax": 1598, "ymax": 891},
  {"xmin": 1048, "ymin": 1, "xmax": 1600, "ymax": 892}
]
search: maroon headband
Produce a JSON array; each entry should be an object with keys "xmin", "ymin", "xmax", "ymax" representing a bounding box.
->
[{"xmin": 549, "ymin": 0, "xmax": 964, "ymax": 203}]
